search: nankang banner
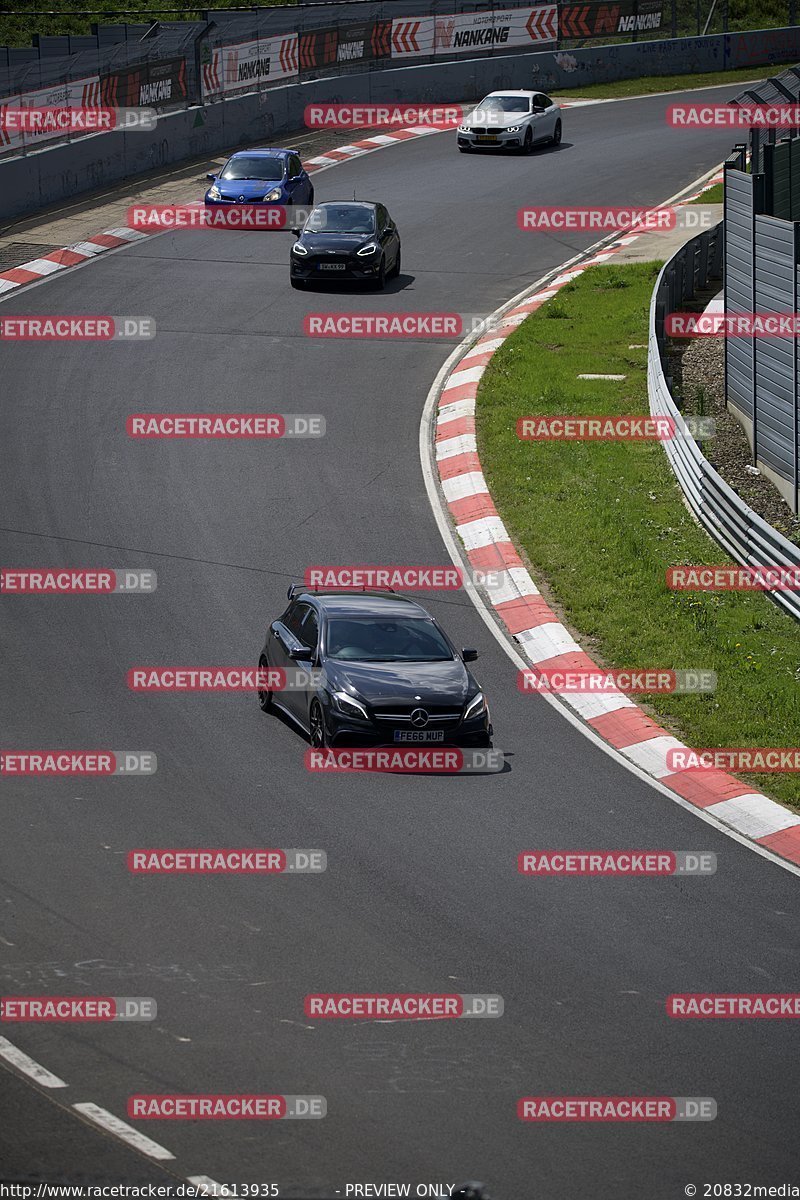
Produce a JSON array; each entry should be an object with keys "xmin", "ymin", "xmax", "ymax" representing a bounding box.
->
[
  {"xmin": 391, "ymin": 6, "xmax": 557, "ymax": 59},
  {"xmin": 298, "ymin": 20, "xmax": 392, "ymax": 71},
  {"xmin": 559, "ymin": 0, "xmax": 663, "ymax": 38},
  {"xmin": 202, "ymin": 33, "xmax": 299, "ymax": 98},
  {"xmin": 101, "ymin": 57, "xmax": 187, "ymax": 109}
]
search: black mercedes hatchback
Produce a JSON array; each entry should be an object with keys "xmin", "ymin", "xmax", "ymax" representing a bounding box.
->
[
  {"xmin": 258, "ymin": 587, "xmax": 492, "ymax": 748},
  {"xmin": 290, "ymin": 201, "xmax": 401, "ymax": 289}
]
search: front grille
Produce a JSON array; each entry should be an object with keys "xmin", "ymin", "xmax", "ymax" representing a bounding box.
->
[
  {"xmin": 373, "ymin": 706, "xmax": 462, "ymax": 724},
  {"xmin": 471, "ymin": 126, "xmax": 485, "ymax": 134}
]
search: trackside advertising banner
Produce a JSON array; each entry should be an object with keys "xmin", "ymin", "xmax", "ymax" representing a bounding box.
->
[
  {"xmin": 101, "ymin": 57, "xmax": 187, "ymax": 109},
  {"xmin": 391, "ymin": 6, "xmax": 557, "ymax": 59},
  {"xmin": 0, "ymin": 76, "xmax": 100, "ymax": 151},
  {"xmin": 560, "ymin": 0, "xmax": 663, "ymax": 38},
  {"xmin": 201, "ymin": 34, "xmax": 299, "ymax": 99},
  {"xmin": 298, "ymin": 20, "xmax": 392, "ymax": 71}
]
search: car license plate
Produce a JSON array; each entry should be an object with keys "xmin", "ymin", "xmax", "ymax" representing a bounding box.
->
[
  {"xmin": 319, "ymin": 263, "xmax": 346, "ymax": 270},
  {"xmin": 477, "ymin": 135, "xmax": 498, "ymax": 143},
  {"xmin": 394, "ymin": 730, "xmax": 445, "ymax": 743}
]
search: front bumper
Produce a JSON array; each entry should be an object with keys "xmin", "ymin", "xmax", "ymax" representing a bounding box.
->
[
  {"xmin": 321, "ymin": 697, "xmax": 493, "ymax": 748},
  {"xmin": 457, "ymin": 129, "xmax": 523, "ymax": 149},
  {"xmin": 290, "ymin": 255, "xmax": 382, "ymax": 282}
]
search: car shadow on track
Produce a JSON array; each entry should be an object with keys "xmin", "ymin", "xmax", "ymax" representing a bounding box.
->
[{"xmin": 294, "ymin": 273, "xmax": 415, "ymax": 294}]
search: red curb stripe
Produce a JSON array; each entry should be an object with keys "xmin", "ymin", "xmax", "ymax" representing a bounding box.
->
[
  {"xmin": 85, "ymin": 233, "xmax": 126, "ymax": 249},
  {"xmin": 467, "ymin": 543, "xmax": 523, "ymax": 571},
  {"xmin": 533, "ymin": 650, "xmax": 603, "ymax": 674},
  {"xmin": 41, "ymin": 248, "xmax": 90, "ymax": 267},
  {"xmin": 495, "ymin": 595, "xmax": 558, "ymax": 634},
  {"xmin": 436, "ymin": 415, "xmax": 474, "ymax": 442},
  {"xmin": 665, "ymin": 767, "xmax": 755, "ymax": 809},
  {"xmin": 0, "ymin": 266, "xmax": 45, "ymax": 285},
  {"xmin": 756, "ymin": 824, "xmax": 800, "ymax": 863},
  {"xmin": 588, "ymin": 707, "xmax": 669, "ymax": 749},
  {"xmin": 439, "ymin": 382, "xmax": 478, "ymax": 406},
  {"xmin": 438, "ymin": 453, "xmax": 482, "ymax": 480},
  {"xmin": 447, "ymin": 492, "xmax": 496, "ymax": 525}
]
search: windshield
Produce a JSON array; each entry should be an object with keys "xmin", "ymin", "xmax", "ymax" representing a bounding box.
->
[
  {"xmin": 221, "ymin": 156, "xmax": 284, "ymax": 181},
  {"xmin": 306, "ymin": 205, "xmax": 376, "ymax": 234},
  {"xmin": 476, "ymin": 95, "xmax": 531, "ymax": 115},
  {"xmin": 326, "ymin": 617, "xmax": 453, "ymax": 663}
]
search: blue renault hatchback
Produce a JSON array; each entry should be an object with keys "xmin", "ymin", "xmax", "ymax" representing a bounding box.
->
[{"xmin": 204, "ymin": 148, "xmax": 314, "ymax": 207}]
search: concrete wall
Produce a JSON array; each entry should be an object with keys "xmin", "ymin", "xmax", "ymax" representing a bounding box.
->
[{"xmin": 2, "ymin": 26, "xmax": 799, "ymax": 223}]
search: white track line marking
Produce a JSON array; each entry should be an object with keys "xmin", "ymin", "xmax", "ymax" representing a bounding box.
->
[
  {"xmin": 72, "ymin": 1103, "xmax": 176, "ymax": 1160},
  {"xmin": 0, "ymin": 1037, "xmax": 67, "ymax": 1087},
  {"xmin": 187, "ymin": 1177, "xmax": 225, "ymax": 1194}
]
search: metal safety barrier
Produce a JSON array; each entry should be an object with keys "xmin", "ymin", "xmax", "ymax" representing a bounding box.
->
[{"xmin": 648, "ymin": 222, "xmax": 800, "ymax": 621}]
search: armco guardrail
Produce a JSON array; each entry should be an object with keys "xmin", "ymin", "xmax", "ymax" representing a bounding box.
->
[{"xmin": 648, "ymin": 223, "xmax": 800, "ymax": 622}]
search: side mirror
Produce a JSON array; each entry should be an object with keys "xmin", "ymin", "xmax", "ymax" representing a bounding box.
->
[
  {"xmin": 462, "ymin": 648, "xmax": 479, "ymax": 662},
  {"xmin": 206, "ymin": 172, "xmax": 217, "ymax": 181},
  {"xmin": 289, "ymin": 644, "xmax": 310, "ymax": 660},
  {"xmin": 291, "ymin": 227, "xmax": 301, "ymax": 238}
]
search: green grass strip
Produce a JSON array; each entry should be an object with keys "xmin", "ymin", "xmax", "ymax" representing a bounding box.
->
[
  {"xmin": 558, "ymin": 63, "xmax": 798, "ymax": 99},
  {"xmin": 476, "ymin": 262, "xmax": 800, "ymax": 808}
]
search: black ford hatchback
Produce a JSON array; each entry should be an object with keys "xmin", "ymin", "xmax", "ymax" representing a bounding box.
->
[
  {"xmin": 259, "ymin": 587, "xmax": 492, "ymax": 748},
  {"xmin": 290, "ymin": 201, "xmax": 401, "ymax": 290}
]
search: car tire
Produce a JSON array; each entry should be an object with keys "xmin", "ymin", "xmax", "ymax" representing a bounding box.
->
[
  {"xmin": 372, "ymin": 256, "xmax": 387, "ymax": 290},
  {"xmin": 257, "ymin": 658, "xmax": 273, "ymax": 712},
  {"xmin": 551, "ymin": 120, "xmax": 562, "ymax": 146},
  {"xmin": 290, "ymin": 277, "xmax": 306, "ymax": 289},
  {"xmin": 523, "ymin": 127, "xmax": 534, "ymax": 155},
  {"xmin": 309, "ymin": 700, "xmax": 327, "ymax": 748}
]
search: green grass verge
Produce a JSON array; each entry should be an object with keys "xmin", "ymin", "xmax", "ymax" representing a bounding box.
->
[
  {"xmin": 476, "ymin": 262, "xmax": 800, "ymax": 808},
  {"xmin": 689, "ymin": 181, "xmax": 724, "ymax": 203},
  {"xmin": 557, "ymin": 63, "xmax": 798, "ymax": 99}
]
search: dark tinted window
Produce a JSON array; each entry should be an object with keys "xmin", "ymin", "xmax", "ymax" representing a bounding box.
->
[
  {"xmin": 283, "ymin": 602, "xmax": 309, "ymax": 639},
  {"xmin": 306, "ymin": 205, "xmax": 376, "ymax": 234},
  {"xmin": 222, "ymin": 155, "xmax": 283, "ymax": 181},
  {"xmin": 326, "ymin": 617, "xmax": 453, "ymax": 663},
  {"xmin": 299, "ymin": 608, "xmax": 319, "ymax": 651},
  {"xmin": 376, "ymin": 204, "xmax": 388, "ymax": 231},
  {"xmin": 289, "ymin": 155, "xmax": 302, "ymax": 178}
]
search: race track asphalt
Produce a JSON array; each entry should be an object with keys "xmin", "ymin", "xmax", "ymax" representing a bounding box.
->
[{"xmin": 1, "ymin": 87, "xmax": 799, "ymax": 1198}]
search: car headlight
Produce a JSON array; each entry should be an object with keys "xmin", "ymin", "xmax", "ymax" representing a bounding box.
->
[
  {"xmin": 458, "ymin": 125, "xmax": 471, "ymax": 133},
  {"xmin": 356, "ymin": 242, "xmax": 380, "ymax": 257},
  {"xmin": 207, "ymin": 185, "xmax": 221, "ymax": 200},
  {"xmin": 292, "ymin": 242, "xmax": 308, "ymax": 256},
  {"xmin": 263, "ymin": 188, "xmax": 282, "ymax": 201},
  {"xmin": 506, "ymin": 126, "xmax": 521, "ymax": 133},
  {"xmin": 464, "ymin": 692, "xmax": 486, "ymax": 721},
  {"xmin": 332, "ymin": 691, "xmax": 369, "ymax": 721}
]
